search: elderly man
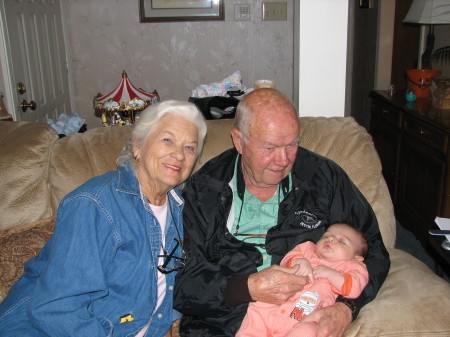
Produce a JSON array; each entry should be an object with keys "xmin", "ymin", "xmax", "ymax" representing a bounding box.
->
[{"xmin": 174, "ymin": 89, "xmax": 389, "ymax": 337}]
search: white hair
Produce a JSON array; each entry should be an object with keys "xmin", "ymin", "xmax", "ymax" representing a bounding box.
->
[{"xmin": 117, "ymin": 100, "xmax": 207, "ymax": 167}]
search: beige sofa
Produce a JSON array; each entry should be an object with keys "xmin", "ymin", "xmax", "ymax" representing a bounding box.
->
[{"xmin": 1, "ymin": 118, "xmax": 449, "ymax": 336}]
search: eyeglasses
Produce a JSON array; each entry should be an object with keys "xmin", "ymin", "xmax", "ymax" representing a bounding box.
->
[
  {"xmin": 233, "ymin": 183, "xmax": 283, "ymax": 249},
  {"xmin": 234, "ymin": 233, "xmax": 267, "ymax": 248},
  {"xmin": 234, "ymin": 196, "xmax": 272, "ymax": 249},
  {"xmin": 157, "ymin": 238, "xmax": 187, "ymax": 274}
]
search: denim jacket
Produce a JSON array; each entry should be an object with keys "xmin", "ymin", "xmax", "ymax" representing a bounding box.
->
[{"xmin": 0, "ymin": 163, "xmax": 183, "ymax": 337}]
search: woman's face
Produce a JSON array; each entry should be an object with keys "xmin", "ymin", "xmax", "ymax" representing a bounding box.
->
[{"xmin": 134, "ymin": 114, "xmax": 199, "ymax": 196}]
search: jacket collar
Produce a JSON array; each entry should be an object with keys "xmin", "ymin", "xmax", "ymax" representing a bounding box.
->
[{"xmin": 117, "ymin": 162, "xmax": 140, "ymax": 196}]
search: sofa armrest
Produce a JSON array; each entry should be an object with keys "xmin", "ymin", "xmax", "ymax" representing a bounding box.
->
[
  {"xmin": 344, "ymin": 248, "xmax": 450, "ymax": 336},
  {"xmin": 0, "ymin": 122, "xmax": 59, "ymax": 232}
]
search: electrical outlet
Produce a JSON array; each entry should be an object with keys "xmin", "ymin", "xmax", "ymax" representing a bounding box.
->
[{"xmin": 262, "ymin": 2, "xmax": 287, "ymax": 21}]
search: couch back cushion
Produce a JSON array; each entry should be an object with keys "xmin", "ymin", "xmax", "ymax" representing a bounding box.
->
[
  {"xmin": 1, "ymin": 117, "xmax": 395, "ymax": 248},
  {"xmin": 0, "ymin": 122, "xmax": 58, "ymax": 231},
  {"xmin": 49, "ymin": 125, "xmax": 132, "ymax": 211},
  {"xmin": 299, "ymin": 117, "xmax": 395, "ymax": 247}
]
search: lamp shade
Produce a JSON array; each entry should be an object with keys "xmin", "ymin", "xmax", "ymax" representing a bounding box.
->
[{"xmin": 404, "ymin": 0, "xmax": 450, "ymax": 24}]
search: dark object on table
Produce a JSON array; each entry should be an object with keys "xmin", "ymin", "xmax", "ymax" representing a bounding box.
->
[
  {"xmin": 226, "ymin": 87, "xmax": 245, "ymax": 98},
  {"xmin": 59, "ymin": 124, "xmax": 87, "ymax": 138},
  {"xmin": 189, "ymin": 96, "xmax": 239, "ymax": 120}
]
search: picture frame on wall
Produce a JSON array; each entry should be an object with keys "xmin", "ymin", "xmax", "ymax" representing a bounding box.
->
[{"xmin": 139, "ymin": 0, "xmax": 224, "ymax": 22}]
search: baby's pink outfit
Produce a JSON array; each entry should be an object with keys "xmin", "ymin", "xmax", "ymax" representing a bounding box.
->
[{"xmin": 236, "ymin": 241, "xmax": 369, "ymax": 337}]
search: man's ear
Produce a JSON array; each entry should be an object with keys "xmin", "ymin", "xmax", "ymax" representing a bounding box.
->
[{"xmin": 231, "ymin": 128, "xmax": 244, "ymax": 154}]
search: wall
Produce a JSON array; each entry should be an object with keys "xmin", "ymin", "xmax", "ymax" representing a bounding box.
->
[
  {"xmin": 294, "ymin": 0, "xmax": 349, "ymax": 118},
  {"xmin": 66, "ymin": 0, "xmax": 294, "ymax": 128},
  {"xmin": 375, "ymin": 0, "xmax": 395, "ymax": 90}
]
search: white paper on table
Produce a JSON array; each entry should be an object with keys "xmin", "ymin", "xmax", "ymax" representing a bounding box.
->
[{"xmin": 434, "ymin": 217, "xmax": 450, "ymax": 242}]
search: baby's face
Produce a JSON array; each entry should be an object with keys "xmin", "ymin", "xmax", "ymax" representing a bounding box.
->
[{"xmin": 315, "ymin": 224, "xmax": 363, "ymax": 262}]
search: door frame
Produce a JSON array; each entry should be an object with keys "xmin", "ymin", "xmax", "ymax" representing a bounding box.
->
[{"xmin": 0, "ymin": 0, "xmax": 75, "ymax": 121}]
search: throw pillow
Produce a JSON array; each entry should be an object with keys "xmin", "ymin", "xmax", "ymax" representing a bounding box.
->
[{"xmin": 0, "ymin": 217, "xmax": 55, "ymax": 299}]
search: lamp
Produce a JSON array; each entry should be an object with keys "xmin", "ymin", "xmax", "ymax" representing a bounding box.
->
[
  {"xmin": 94, "ymin": 71, "xmax": 160, "ymax": 127},
  {"xmin": 404, "ymin": 0, "xmax": 450, "ymax": 69}
]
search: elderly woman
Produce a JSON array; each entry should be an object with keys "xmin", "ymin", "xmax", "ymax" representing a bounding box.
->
[{"xmin": 0, "ymin": 101, "xmax": 207, "ymax": 337}]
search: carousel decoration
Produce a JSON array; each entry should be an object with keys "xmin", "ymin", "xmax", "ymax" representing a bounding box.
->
[{"xmin": 94, "ymin": 70, "xmax": 160, "ymax": 126}]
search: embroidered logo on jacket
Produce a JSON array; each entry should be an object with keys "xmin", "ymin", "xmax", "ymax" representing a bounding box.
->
[{"xmin": 295, "ymin": 210, "xmax": 322, "ymax": 229}]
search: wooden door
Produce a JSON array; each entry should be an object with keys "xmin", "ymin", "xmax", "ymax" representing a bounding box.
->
[{"xmin": 2, "ymin": 0, "xmax": 71, "ymax": 122}]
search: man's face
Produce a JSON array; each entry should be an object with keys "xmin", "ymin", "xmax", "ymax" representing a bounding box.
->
[{"xmin": 232, "ymin": 109, "xmax": 300, "ymax": 190}]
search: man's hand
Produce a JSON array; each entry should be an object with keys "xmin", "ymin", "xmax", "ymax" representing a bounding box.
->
[
  {"xmin": 248, "ymin": 264, "xmax": 309, "ymax": 305},
  {"xmin": 301, "ymin": 302, "xmax": 352, "ymax": 337}
]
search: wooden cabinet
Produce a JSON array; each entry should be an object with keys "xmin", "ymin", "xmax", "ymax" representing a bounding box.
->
[
  {"xmin": 369, "ymin": 90, "xmax": 450, "ymax": 245},
  {"xmin": 369, "ymin": 94, "xmax": 402, "ymax": 203}
]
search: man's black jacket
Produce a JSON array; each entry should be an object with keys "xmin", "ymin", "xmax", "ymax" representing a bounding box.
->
[{"xmin": 174, "ymin": 148, "xmax": 390, "ymax": 336}]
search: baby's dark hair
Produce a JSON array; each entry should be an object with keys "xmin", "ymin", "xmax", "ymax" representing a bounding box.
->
[{"xmin": 330, "ymin": 222, "xmax": 368, "ymax": 257}]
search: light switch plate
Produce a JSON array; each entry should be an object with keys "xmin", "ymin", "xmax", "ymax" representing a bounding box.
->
[
  {"xmin": 262, "ymin": 2, "xmax": 287, "ymax": 21},
  {"xmin": 234, "ymin": 4, "xmax": 250, "ymax": 21},
  {"xmin": 235, "ymin": 4, "xmax": 251, "ymax": 21}
]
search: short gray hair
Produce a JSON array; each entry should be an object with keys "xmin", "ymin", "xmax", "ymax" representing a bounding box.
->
[
  {"xmin": 234, "ymin": 97, "xmax": 253, "ymax": 141},
  {"xmin": 117, "ymin": 100, "xmax": 207, "ymax": 167},
  {"xmin": 234, "ymin": 89, "xmax": 297, "ymax": 142}
]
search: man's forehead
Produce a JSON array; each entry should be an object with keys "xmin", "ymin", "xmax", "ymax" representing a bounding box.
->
[{"xmin": 248, "ymin": 134, "xmax": 300, "ymax": 146}]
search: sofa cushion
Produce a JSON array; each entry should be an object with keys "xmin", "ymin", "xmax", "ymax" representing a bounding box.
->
[
  {"xmin": 0, "ymin": 217, "xmax": 56, "ymax": 301},
  {"xmin": 194, "ymin": 119, "xmax": 235, "ymax": 172},
  {"xmin": 299, "ymin": 117, "xmax": 396, "ymax": 248},
  {"xmin": 0, "ymin": 122, "xmax": 58, "ymax": 232},
  {"xmin": 344, "ymin": 248, "xmax": 450, "ymax": 336},
  {"xmin": 49, "ymin": 125, "xmax": 132, "ymax": 210}
]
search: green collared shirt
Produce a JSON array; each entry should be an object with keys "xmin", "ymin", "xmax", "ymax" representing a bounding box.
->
[{"xmin": 231, "ymin": 156, "xmax": 291, "ymax": 270}]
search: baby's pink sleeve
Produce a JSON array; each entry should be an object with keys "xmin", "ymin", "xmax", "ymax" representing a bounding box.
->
[
  {"xmin": 332, "ymin": 261, "xmax": 369, "ymax": 298},
  {"xmin": 280, "ymin": 241, "xmax": 316, "ymax": 267}
]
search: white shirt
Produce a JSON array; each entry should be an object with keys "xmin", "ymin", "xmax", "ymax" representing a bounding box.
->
[{"xmin": 135, "ymin": 199, "xmax": 168, "ymax": 337}]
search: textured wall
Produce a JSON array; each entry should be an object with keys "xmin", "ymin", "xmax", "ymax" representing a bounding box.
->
[{"xmin": 66, "ymin": 0, "xmax": 294, "ymax": 128}]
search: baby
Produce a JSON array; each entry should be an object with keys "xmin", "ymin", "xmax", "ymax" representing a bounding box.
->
[{"xmin": 236, "ymin": 223, "xmax": 369, "ymax": 337}]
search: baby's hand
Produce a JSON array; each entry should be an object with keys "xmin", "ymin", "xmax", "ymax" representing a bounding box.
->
[
  {"xmin": 313, "ymin": 265, "xmax": 345, "ymax": 291},
  {"xmin": 313, "ymin": 265, "xmax": 339, "ymax": 280},
  {"xmin": 292, "ymin": 258, "xmax": 314, "ymax": 284}
]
